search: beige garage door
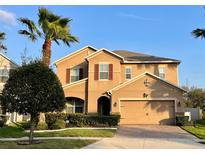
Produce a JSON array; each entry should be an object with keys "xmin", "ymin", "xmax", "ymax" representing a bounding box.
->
[{"xmin": 120, "ymin": 100, "xmax": 175, "ymax": 125}]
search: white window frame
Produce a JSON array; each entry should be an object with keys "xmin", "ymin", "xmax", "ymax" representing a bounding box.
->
[
  {"xmin": 70, "ymin": 67, "xmax": 80, "ymax": 83},
  {"xmin": 0, "ymin": 67, "xmax": 10, "ymax": 83},
  {"xmin": 158, "ymin": 67, "xmax": 166, "ymax": 79},
  {"xmin": 125, "ymin": 66, "xmax": 132, "ymax": 80},
  {"xmin": 65, "ymin": 100, "xmax": 84, "ymax": 113},
  {"xmin": 99, "ymin": 63, "xmax": 109, "ymax": 80}
]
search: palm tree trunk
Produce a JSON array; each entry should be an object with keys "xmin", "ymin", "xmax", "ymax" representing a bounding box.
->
[
  {"xmin": 39, "ymin": 39, "xmax": 52, "ymax": 124},
  {"xmin": 42, "ymin": 39, "xmax": 52, "ymax": 66}
]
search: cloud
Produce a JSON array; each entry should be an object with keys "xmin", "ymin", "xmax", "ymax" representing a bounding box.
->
[
  {"xmin": 119, "ymin": 13, "xmax": 158, "ymax": 22},
  {"xmin": 0, "ymin": 9, "xmax": 17, "ymax": 26}
]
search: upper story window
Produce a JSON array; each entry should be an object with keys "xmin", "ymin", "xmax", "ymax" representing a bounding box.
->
[
  {"xmin": 99, "ymin": 64, "xmax": 109, "ymax": 80},
  {"xmin": 70, "ymin": 68, "xmax": 79, "ymax": 82},
  {"xmin": 125, "ymin": 67, "xmax": 132, "ymax": 80},
  {"xmin": 158, "ymin": 67, "xmax": 165, "ymax": 79},
  {"xmin": 0, "ymin": 68, "xmax": 9, "ymax": 83}
]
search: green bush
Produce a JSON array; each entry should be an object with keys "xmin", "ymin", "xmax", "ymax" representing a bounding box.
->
[
  {"xmin": 45, "ymin": 113, "xmax": 120, "ymax": 128},
  {"xmin": 45, "ymin": 112, "xmax": 67, "ymax": 129},
  {"xmin": 67, "ymin": 113, "xmax": 121, "ymax": 127},
  {"xmin": 0, "ymin": 120, "xmax": 4, "ymax": 127},
  {"xmin": 176, "ymin": 116, "xmax": 189, "ymax": 126},
  {"xmin": 36, "ymin": 122, "xmax": 48, "ymax": 130},
  {"xmin": 18, "ymin": 121, "xmax": 31, "ymax": 130},
  {"xmin": 52, "ymin": 119, "xmax": 66, "ymax": 129}
]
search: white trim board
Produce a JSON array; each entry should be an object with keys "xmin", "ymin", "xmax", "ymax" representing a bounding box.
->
[
  {"xmin": 107, "ymin": 72, "xmax": 186, "ymax": 93},
  {"xmin": 53, "ymin": 45, "xmax": 98, "ymax": 65},
  {"xmin": 63, "ymin": 78, "xmax": 88, "ymax": 89},
  {"xmin": 85, "ymin": 48, "xmax": 124, "ymax": 61}
]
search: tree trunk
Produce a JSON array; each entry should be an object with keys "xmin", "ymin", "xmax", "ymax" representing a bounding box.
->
[
  {"xmin": 42, "ymin": 39, "xmax": 52, "ymax": 66},
  {"xmin": 29, "ymin": 114, "xmax": 36, "ymax": 144},
  {"xmin": 39, "ymin": 39, "xmax": 52, "ymax": 124}
]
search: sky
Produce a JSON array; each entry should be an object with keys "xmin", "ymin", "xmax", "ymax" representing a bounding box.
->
[{"xmin": 0, "ymin": 5, "xmax": 205, "ymax": 88}]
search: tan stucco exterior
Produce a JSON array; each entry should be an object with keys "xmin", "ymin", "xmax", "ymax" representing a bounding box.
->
[
  {"xmin": 55, "ymin": 46, "xmax": 185, "ymax": 125},
  {"xmin": 56, "ymin": 46, "xmax": 96, "ymax": 86},
  {"xmin": 111, "ymin": 74, "xmax": 184, "ymax": 112}
]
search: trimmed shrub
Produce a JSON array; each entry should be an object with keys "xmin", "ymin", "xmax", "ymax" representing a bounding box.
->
[
  {"xmin": 19, "ymin": 121, "xmax": 31, "ymax": 130},
  {"xmin": 176, "ymin": 116, "xmax": 189, "ymax": 126},
  {"xmin": 36, "ymin": 122, "xmax": 48, "ymax": 130},
  {"xmin": 52, "ymin": 119, "xmax": 66, "ymax": 129},
  {"xmin": 67, "ymin": 113, "xmax": 121, "ymax": 127},
  {"xmin": 0, "ymin": 120, "xmax": 4, "ymax": 127},
  {"xmin": 45, "ymin": 113, "xmax": 120, "ymax": 128},
  {"xmin": 45, "ymin": 112, "xmax": 67, "ymax": 129}
]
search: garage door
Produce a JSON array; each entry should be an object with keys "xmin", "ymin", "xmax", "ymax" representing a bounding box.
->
[{"xmin": 120, "ymin": 100, "xmax": 175, "ymax": 125}]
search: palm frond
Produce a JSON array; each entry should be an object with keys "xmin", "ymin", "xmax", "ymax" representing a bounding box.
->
[
  {"xmin": 0, "ymin": 44, "xmax": 7, "ymax": 50},
  {"xmin": 0, "ymin": 32, "xmax": 6, "ymax": 41},
  {"xmin": 18, "ymin": 18, "xmax": 41, "ymax": 37},
  {"xmin": 53, "ymin": 38, "xmax": 60, "ymax": 45},
  {"xmin": 18, "ymin": 30, "xmax": 38, "ymax": 42},
  {"xmin": 62, "ymin": 34, "xmax": 79, "ymax": 46},
  {"xmin": 59, "ymin": 18, "xmax": 71, "ymax": 27},
  {"xmin": 192, "ymin": 28, "xmax": 205, "ymax": 39},
  {"xmin": 38, "ymin": 7, "xmax": 60, "ymax": 26}
]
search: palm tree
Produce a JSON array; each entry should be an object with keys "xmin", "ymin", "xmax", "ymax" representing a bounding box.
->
[
  {"xmin": 192, "ymin": 29, "xmax": 205, "ymax": 39},
  {"xmin": 18, "ymin": 8, "xmax": 78, "ymax": 124},
  {"xmin": 0, "ymin": 32, "xmax": 7, "ymax": 53},
  {"xmin": 19, "ymin": 7, "xmax": 78, "ymax": 66},
  {"xmin": 192, "ymin": 7, "xmax": 205, "ymax": 40}
]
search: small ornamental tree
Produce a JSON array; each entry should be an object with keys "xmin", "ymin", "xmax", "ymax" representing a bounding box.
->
[{"xmin": 0, "ymin": 61, "xmax": 65, "ymax": 144}]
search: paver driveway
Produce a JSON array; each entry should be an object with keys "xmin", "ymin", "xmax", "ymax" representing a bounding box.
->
[{"xmin": 83, "ymin": 125, "xmax": 205, "ymax": 149}]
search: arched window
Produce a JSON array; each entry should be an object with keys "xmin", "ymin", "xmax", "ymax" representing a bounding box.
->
[{"xmin": 64, "ymin": 97, "xmax": 84, "ymax": 113}]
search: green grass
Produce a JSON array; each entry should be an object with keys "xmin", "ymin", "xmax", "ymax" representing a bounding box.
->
[
  {"xmin": 0, "ymin": 126, "xmax": 26, "ymax": 138},
  {"xmin": 194, "ymin": 119, "xmax": 205, "ymax": 129},
  {"xmin": 0, "ymin": 124, "xmax": 116, "ymax": 138},
  {"xmin": 182, "ymin": 119, "xmax": 205, "ymax": 139},
  {"xmin": 0, "ymin": 139, "xmax": 95, "ymax": 149},
  {"xmin": 34, "ymin": 129, "xmax": 116, "ymax": 137}
]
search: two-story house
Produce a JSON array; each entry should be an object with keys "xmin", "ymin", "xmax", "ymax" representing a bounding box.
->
[
  {"xmin": 0, "ymin": 53, "xmax": 23, "ymax": 123},
  {"xmin": 54, "ymin": 45, "xmax": 186, "ymax": 125}
]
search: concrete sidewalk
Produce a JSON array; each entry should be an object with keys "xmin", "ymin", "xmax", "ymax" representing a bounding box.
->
[{"xmin": 0, "ymin": 136, "xmax": 106, "ymax": 141}]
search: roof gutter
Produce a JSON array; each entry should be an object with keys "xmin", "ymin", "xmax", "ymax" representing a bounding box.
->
[{"xmin": 122, "ymin": 60, "xmax": 181, "ymax": 64}]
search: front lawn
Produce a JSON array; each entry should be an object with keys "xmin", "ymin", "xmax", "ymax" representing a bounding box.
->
[
  {"xmin": 182, "ymin": 119, "xmax": 205, "ymax": 139},
  {"xmin": 0, "ymin": 139, "xmax": 95, "ymax": 149},
  {"xmin": 34, "ymin": 129, "xmax": 116, "ymax": 137},
  {"xmin": 0, "ymin": 125, "xmax": 26, "ymax": 138},
  {"xmin": 0, "ymin": 124, "xmax": 116, "ymax": 138}
]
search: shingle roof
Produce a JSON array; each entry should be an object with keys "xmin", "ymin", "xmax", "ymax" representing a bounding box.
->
[{"xmin": 113, "ymin": 50, "xmax": 180, "ymax": 63}]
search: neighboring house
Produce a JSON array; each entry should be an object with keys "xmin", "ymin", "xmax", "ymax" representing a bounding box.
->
[
  {"xmin": 0, "ymin": 53, "xmax": 25, "ymax": 123},
  {"xmin": 54, "ymin": 45, "xmax": 186, "ymax": 125}
]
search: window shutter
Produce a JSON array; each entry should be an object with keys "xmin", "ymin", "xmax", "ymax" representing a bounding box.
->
[
  {"xmin": 79, "ymin": 68, "xmax": 83, "ymax": 80},
  {"xmin": 94, "ymin": 64, "xmax": 99, "ymax": 80},
  {"xmin": 109, "ymin": 64, "xmax": 113, "ymax": 80},
  {"xmin": 66, "ymin": 68, "xmax": 70, "ymax": 83}
]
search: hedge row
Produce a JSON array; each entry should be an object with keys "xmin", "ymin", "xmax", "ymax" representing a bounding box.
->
[
  {"xmin": 176, "ymin": 116, "xmax": 189, "ymax": 126},
  {"xmin": 45, "ymin": 113, "xmax": 120, "ymax": 129}
]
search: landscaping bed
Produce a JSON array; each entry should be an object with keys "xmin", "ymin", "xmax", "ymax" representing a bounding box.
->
[
  {"xmin": 0, "ymin": 139, "xmax": 95, "ymax": 149},
  {"xmin": 182, "ymin": 119, "xmax": 205, "ymax": 139}
]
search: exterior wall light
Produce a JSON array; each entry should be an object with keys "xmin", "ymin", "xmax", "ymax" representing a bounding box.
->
[
  {"xmin": 113, "ymin": 102, "xmax": 117, "ymax": 107},
  {"xmin": 178, "ymin": 101, "xmax": 181, "ymax": 107},
  {"xmin": 144, "ymin": 79, "xmax": 150, "ymax": 87},
  {"xmin": 143, "ymin": 93, "xmax": 149, "ymax": 98}
]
